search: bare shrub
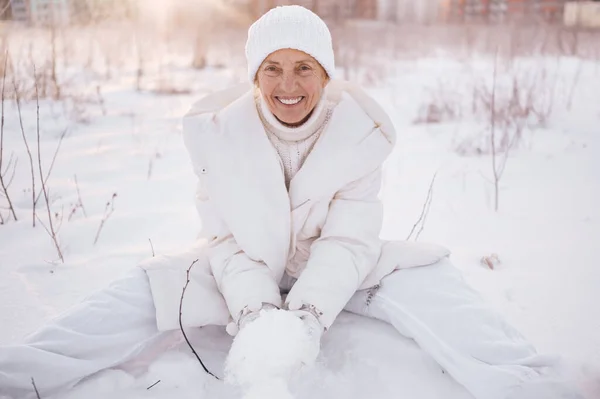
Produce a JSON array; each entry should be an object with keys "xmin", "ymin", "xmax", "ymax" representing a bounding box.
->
[
  {"xmin": 415, "ymin": 83, "xmax": 462, "ymax": 124},
  {"xmin": 458, "ymin": 60, "xmax": 555, "ymax": 158}
]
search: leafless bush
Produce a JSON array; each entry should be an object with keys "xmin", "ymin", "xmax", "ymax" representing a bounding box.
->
[
  {"xmin": 331, "ymin": 20, "xmax": 391, "ymax": 86},
  {"xmin": 457, "ymin": 60, "xmax": 555, "ymax": 159},
  {"xmin": 473, "ymin": 52, "xmax": 547, "ymax": 211},
  {"xmin": 414, "ymin": 84, "xmax": 462, "ymax": 124}
]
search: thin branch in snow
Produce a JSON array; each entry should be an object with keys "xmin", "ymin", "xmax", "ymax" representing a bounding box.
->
[
  {"xmin": 147, "ymin": 158, "xmax": 153, "ymax": 180},
  {"xmin": 179, "ymin": 259, "xmax": 219, "ymax": 379},
  {"xmin": 415, "ymin": 180, "xmax": 436, "ymax": 241},
  {"xmin": 93, "ymin": 192, "xmax": 117, "ymax": 245},
  {"xmin": 0, "ymin": 50, "xmax": 17, "ymax": 222},
  {"xmin": 4, "ymin": 152, "xmax": 18, "ymax": 188},
  {"xmin": 566, "ymin": 58, "xmax": 584, "ymax": 111},
  {"xmin": 13, "ymin": 74, "xmax": 36, "ymax": 227},
  {"xmin": 490, "ymin": 49, "xmax": 500, "ymax": 212},
  {"xmin": 35, "ymin": 65, "xmax": 63, "ymax": 263},
  {"xmin": 146, "ymin": 380, "xmax": 161, "ymax": 390},
  {"xmin": 96, "ymin": 85, "xmax": 106, "ymax": 116},
  {"xmin": 407, "ymin": 172, "xmax": 438, "ymax": 241},
  {"xmin": 149, "ymin": 238, "xmax": 155, "ymax": 257},
  {"xmin": 68, "ymin": 174, "xmax": 87, "ymax": 221},
  {"xmin": 34, "ymin": 128, "xmax": 67, "ymax": 207},
  {"xmin": 31, "ymin": 377, "xmax": 41, "ymax": 399},
  {"xmin": 73, "ymin": 175, "xmax": 87, "ymax": 217}
]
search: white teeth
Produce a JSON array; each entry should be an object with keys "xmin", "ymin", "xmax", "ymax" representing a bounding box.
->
[{"xmin": 277, "ymin": 97, "xmax": 302, "ymax": 105}]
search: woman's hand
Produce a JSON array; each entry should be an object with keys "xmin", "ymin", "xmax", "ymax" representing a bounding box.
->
[
  {"xmin": 224, "ymin": 306, "xmax": 322, "ymax": 398},
  {"xmin": 226, "ymin": 302, "xmax": 279, "ymax": 336},
  {"xmin": 286, "ymin": 301, "xmax": 325, "ymax": 365}
]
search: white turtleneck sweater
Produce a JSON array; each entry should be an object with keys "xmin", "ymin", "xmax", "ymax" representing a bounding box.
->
[{"xmin": 256, "ymin": 91, "xmax": 333, "ymax": 189}]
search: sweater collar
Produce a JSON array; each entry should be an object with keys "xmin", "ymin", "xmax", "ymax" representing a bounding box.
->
[{"xmin": 255, "ymin": 87, "xmax": 329, "ymax": 142}]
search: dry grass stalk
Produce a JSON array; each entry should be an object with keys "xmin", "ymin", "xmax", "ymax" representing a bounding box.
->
[
  {"xmin": 407, "ymin": 172, "xmax": 437, "ymax": 241},
  {"xmin": 0, "ymin": 50, "xmax": 17, "ymax": 222},
  {"xmin": 67, "ymin": 174, "xmax": 87, "ymax": 221},
  {"xmin": 490, "ymin": 50, "xmax": 499, "ymax": 212},
  {"xmin": 34, "ymin": 129, "xmax": 67, "ymax": 207},
  {"xmin": 13, "ymin": 74, "xmax": 36, "ymax": 227},
  {"xmin": 35, "ymin": 64, "xmax": 64, "ymax": 262},
  {"xmin": 93, "ymin": 192, "xmax": 117, "ymax": 245},
  {"xmin": 149, "ymin": 238, "xmax": 155, "ymax": 257}
]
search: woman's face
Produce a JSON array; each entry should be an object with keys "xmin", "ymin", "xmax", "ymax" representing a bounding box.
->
[{"xmin": 256, "ymin": 49, "xmax": 329, "ymax": 126}]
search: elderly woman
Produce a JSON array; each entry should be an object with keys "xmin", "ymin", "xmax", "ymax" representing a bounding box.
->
[{"xmin": 0, "ymin": 6, "xmax": 582, "ymax": 399}]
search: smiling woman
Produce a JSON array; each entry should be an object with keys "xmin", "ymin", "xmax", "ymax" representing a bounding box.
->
[
  {"xmin": 0, "ymin": 5, "xmax": 585, "ymax": 399},
  {"xmin": 256, "ymin": 49, "xmax": 329, "ymax": 127}
]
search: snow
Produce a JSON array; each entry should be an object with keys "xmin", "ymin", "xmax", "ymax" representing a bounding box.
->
[
  {"xmin": 1, "ymin": 23, "xmax": 599, "ymax": 399},
  {"xmin": 225, "ymin": 309, "xmax": 315, "ymax": 398}
]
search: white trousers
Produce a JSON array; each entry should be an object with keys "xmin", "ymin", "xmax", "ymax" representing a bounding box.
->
[{"xmin": 0, "ymin": 258, "xmax": 579, "ymax": 399}]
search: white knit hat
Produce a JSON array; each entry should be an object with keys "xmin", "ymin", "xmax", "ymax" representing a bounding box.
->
[{"xmin": 245, "ymin": 5, "xmax": 335, "ymax": 82}]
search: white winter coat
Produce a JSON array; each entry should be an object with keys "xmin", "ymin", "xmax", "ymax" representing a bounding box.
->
[{"xmin": 140, "ymin": 80, "xmax": 450, "ymax": 332}]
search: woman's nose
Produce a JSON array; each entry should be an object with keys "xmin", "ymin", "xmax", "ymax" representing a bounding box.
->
[{"xmin": 280, "ymin": 71, "xmax": 298, "ymax": 92}]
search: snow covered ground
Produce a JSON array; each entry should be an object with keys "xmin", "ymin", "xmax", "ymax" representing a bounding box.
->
[{"xmin": 0, "ymin": 25, "xmax": 599, "ymax": 399}]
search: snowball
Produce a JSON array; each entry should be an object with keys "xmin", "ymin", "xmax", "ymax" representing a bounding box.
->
[{"xmin": 224, "ymin": 309, "xmax": 315, "ymax": 396}]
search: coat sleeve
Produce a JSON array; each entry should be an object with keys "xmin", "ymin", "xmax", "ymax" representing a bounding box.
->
[
  {"xmin": 184, "ymin": 117, "xmax": 282, "ymax": 322},
  {"xmin": 284, "ymin": 167, "xmax": 384, "ymax": 329}
]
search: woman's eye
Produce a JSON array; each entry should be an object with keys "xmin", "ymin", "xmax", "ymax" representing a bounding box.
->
[
  {"xmin": 299, "ymin": 65, "xmax": 311, "ymax": 71},
  {"xmin": 263, "ymin": 66, "xmax": 281, "ymax": 76}
]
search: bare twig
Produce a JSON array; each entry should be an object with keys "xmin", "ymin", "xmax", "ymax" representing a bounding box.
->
[
  {"xmin": 179, "ymin": 259, "xmax": 219, "ymax": 379},
  {"xmin": 490, "ymin": 50, "xmax": 499, "ymax": 212},
  {"xmin": 147, "ymin": 158, "xmax": 153, "ymax": 180},
  {"xmin": 96, "ymin": 85, "xmax": 106, "ymax": 116},
  {"xmin": 68, "ymin": 174, "xmax": 87, "ymax": 221},
  {"xmin": 407, "ymin": 172, "xmax": 437, "ymax": 241},
  {"xmin": 93, "ymin": 193, "xmax": 117, "ymax": 245},
  {"xmin": 4, "ymin": 152, "xmax": 18, "ymax": 188},
  {"xmin": 34, "ymin": 129, "xmax": 67, "ymax": 207},
  {"xmin": 73, "ymin": 174, "xmax": 87, "ymax": 219},
  {"xmin": 146, "ymin": 379, "xmax": 161, "ymax": 390},
  {"xmin": 49, "ymin": 18, "xmax": 60, "ymax": 100},
  {"xmin": 31, "ymin": 377, "xmax": 41, "ymax": 399},
  {"xmin": 0, "ymin": 50, "xmax": 17, "ymax": 222},
  {"xmin": 415, "ymin": 176, "xmax": 436, "ymax": 242},
  {"xmin": 149, "ymin": 238, "xmax": 155, "ymax": 257},
  {"xmin": 14, "ymin": 74, "xmax": 37, "ymax": 227},
  {"xmin": 35, "ymin": 65, "xmax": 64, "ymax": 263},
  {"xmin": 566, "ymin": 58, "xmax": 584, "ymax": 111}
]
